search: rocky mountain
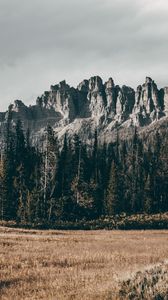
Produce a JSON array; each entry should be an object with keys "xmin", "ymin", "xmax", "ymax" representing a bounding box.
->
[{"xmin": 0, "ymin": 76, "xmax": 168, "ymax": 142}]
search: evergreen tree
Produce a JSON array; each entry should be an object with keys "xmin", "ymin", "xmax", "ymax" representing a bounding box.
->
[
  {"xmin": 57, "ymin": 134, "xmax": 75, "ymax": 219},
  {"xmin": 1, "ymin": 116, "xmax": 168, "ymax": 224},
  {"xmin": 144, "ymin": 173, "xmax": 153, "ymax": 213},
  {"xmin": 39, "ymin": 125, "xmax": 59, "ymax": 221},
  {"xmin": 135, "ymin": 139, "xmax": 145, "ymax": 212},
  {"xmin": 91, "ymin": 129, "xmax": 103, "ymax": 217},
  {"xmin": 130, "ymin": 127, "xmax": 139, "ymax": 212},
  {"xmin": 119, "ymin": 141, "xmax": 129, "ymax": 212},
  {"xmin": 14, "ymin": 120, "xmax": 27, "ymax": 222},
  {"xmin": 71, "ymin": 134, "xmax": 82, "ymax": 204},
  {"xmin": 2, "ymin": 109, "xmax": 16, "ymax": 220},
  {"xmin": 0, "ymin": 150, "xmax": 4, "ymax": 220},
  {"xmin": 106, "ymin": 160, "xmax": 120, "ymax": 215}
]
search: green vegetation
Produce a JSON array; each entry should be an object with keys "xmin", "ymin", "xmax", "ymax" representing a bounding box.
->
[
  {"xmin": 0, "ymin": 110, "xmax": 168, "ymax": 225},
  {"xmin": 1, "ymin": 213, "xmax": 168, "ymax": 230}
]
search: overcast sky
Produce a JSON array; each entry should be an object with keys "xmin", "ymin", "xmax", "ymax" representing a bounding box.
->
[{"xmin": 0, "ymin": 0, "xmax": 168, "ymax": 111}]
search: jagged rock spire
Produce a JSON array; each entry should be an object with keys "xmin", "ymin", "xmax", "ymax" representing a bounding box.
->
[{"xmin": 0, "ymin": 76, "xmax": 168, "ymax": 141}]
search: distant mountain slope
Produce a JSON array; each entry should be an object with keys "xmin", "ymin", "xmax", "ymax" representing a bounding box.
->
[{"xmin": 0, "ymin": 76, "xmax": 168, "ymax": 142}]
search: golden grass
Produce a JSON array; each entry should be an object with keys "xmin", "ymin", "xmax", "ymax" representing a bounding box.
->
[
  {"xmin": 0, "ymin": 227, "xmax": 168, "ymax": 299},
  {"xmin": 118, "ymin": 261, "xmax": 168, "ymax": 299}
]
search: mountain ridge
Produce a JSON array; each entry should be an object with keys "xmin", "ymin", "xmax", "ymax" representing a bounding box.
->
[{"xmin": 0, "ymin": 76, "xmax": 168, "ymax": 142}]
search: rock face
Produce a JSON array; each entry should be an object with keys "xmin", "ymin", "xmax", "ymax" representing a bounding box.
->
[
  {"xmin": 163, "ymin": 87, "xmax": 168, "ymax": 113},
  {"xmin": 0, "ymin": 76, "xmax": 168, "ymax": 142},
  {"xmin": 133, "ymin": 77, "xmax": 164, "ymax": 125}
]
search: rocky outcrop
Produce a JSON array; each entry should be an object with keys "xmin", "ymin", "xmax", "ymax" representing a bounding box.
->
[
  {"xmin": 133, "ymin": 77, "xmax": 164, "ymax": 125},
  {"xmin": 163, "ymin": 87, "xmax": 168, "ymax": 114},
  {"xmin": 87, "ymin": 76, "xmax": 106, "ymax": 124},
  {"xmin": 76, "ymin": 76, "xmax": 135, "ymax": 125},
  {"xmin": 0, "ymin": 76, "xmax": 168, "ymax": 142},
  {"xmin": 105, "ymin": 77, "xmax": 116, "ymax": 119},
  {"xmin": 36, "ymin": 80, "xmax": 77, "ymax": 122},
  {"xmin": 2, "ymin": 99, "xmax": 62, "ymax": 132}
]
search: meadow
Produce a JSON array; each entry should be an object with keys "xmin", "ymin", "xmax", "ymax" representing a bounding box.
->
[{"xmin": 0, "ymin": 227, "xmax": 168, "ymax": 299}]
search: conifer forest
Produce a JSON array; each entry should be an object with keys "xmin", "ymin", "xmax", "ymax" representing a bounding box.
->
[{"xmin": 0, "ymin": 112, "xmax": 168, "ymax": 225}]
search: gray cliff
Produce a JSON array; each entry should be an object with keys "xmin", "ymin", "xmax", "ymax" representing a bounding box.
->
[{"xmin": 0, "ymin": 76, "xmax": 168, "ymax": 142}]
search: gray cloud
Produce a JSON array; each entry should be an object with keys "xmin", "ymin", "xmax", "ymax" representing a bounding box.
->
[{"xmin": 0, "ymin": 0, "xmax": 168, "ymax": 110}]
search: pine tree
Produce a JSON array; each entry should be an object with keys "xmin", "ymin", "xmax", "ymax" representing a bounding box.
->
[
  {"xmin": 106, "ymin": 160, "xmax": 120, "ymax": 215},
  {"xmin": 92, "ymin": 129, "xmax": 98, "ymax": 182},
  {"xmin": 15, "ymin": 119, "xmax": 26, "ymax": 163},
  {"xmin": 135, "ymin": 139, "xmax": 145, "ymax": 212},
  {"xmin": 159, "ymin": 134, "xmax": 168, "ymax": 211},
  {"xmin": 153, "ymin": 130, "xmax": 162, "ymax": 212},
  {"xmin": 91, "ymin": 129, "xmax": 104, "ymax": 217},
  {"xmin": 56, "ymin": 134, "xmax": 75, "ymax": 220},
  {"xmin": 130, "ymin": 127, "xmax": 139, "ymax": 212},
  {"xmin": 71, "ymin": 134, "xmax": 82, "ymax": 204},
  {"xmin": 144, "ymin": 173, "xmax": 153, "ymax": 213},
  {"xmin": 98, "ymin": 141, "xmax": 108, "ymax": 215},
  {"xmin": 0, "ymin": 150, "xmax": 4, "ymax": 220},
  {"xmin": 14, "ymin": 119, "xmax": 27, "ymax": 221},
  {"xmin": 40, "ymin": 125, "xmax": 59, "ymax": 221},
  {"xmin": 2, "ymin": 108, "xmax": 16, "ymax": 220},
  {"xmin": 119, "ymin": 140, "xmax": 129, "ymax": 212}
]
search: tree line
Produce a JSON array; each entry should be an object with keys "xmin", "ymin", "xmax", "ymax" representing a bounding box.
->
[{"xmin": 0, "ymin": 112, "xmax": 168, "ymax": 224}]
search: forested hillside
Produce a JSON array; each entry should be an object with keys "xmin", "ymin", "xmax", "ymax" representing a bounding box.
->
[{"xmin": 0, "ymin": 109, "xmax": 168, "ymax": 225}]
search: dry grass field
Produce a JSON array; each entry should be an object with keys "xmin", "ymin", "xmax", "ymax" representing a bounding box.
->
[{"xmin": 0, "ymin": 227, "xmax": 168, "ymax": 300}]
